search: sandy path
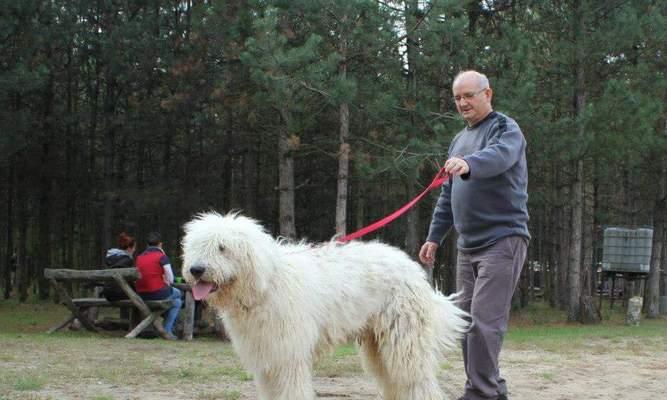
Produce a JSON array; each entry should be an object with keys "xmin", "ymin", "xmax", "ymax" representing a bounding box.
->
[{"xmin": 2, "ymin": 335, "xmax": 666, "ymax": 400}]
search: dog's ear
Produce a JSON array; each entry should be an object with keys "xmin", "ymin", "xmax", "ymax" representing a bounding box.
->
[{"xmin": 233, "ymin": 233, "xmax": 276, "ymax": 308}]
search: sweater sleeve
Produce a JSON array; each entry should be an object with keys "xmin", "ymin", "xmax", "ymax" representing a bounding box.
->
[
  {"xmin": 426, "ymin": 180, "xmax": 454, "ymax": 245},
  {"xmin": 463, "ymin": 120, "xmax": 525, "ymax": 179}
]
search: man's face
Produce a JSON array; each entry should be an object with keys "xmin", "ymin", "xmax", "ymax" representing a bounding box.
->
[{"xmin": 452, "ymin": 76, "xmax": 493, "ymax": 126}]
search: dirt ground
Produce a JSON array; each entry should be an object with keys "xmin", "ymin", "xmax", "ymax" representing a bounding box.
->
[{"xmin": 2, "ymin": 330, "xmax": 666, "ymax": 400}]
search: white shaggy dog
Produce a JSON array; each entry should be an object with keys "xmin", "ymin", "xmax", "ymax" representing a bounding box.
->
[{"xmin": 181, "ymin": 212, "xmax": 468, "ymax": 400}]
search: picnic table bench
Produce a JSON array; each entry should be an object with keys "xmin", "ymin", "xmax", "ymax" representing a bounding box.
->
[{"xmin": 44, "ymin": 268, "xmax": 195, "ymax": 340}]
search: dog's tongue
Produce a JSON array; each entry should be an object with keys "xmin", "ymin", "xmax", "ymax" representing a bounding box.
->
[{"xmin": 192, "ymin": 281, "xmax": 215, "ymax": 301}]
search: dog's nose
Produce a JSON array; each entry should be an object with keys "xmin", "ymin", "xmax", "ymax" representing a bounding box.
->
[{"xmin": 190, "ymin": 264, "xmax": 206, "ymax": 279}]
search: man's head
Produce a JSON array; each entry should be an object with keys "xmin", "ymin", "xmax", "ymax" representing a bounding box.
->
[
  {"xmin": 452, "ymin": 70, "xmax": 493, "ymax": 126},
  {"xmin": 147, "ymin": 231, "xmax": 162, "ymax": 247}
]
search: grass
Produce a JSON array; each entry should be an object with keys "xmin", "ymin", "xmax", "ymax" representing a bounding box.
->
[
  {"xmin": 508, "ymin": 301, "xmax": 667, "ymax": 344},
  {"xmin": 0, "ymin": 299, "xmax": 71, "ymax": 334},
  {"xmin": 315, "ymin": 343, "xmax": 364, "ymax": 378},
  {"xmin": 13, "ymin": 377, "xmax": 45, "ymax": 391},
  {"xmin": 196, "ymin": 390, "xmax": 242, "ymax": 400},
  {"xmin": 504, "ymin": 301, "xmax": 667, "ymax": 358},
  {"xmin": 1, "ymin": 298, "xmax": 666, "ymax": 399}
]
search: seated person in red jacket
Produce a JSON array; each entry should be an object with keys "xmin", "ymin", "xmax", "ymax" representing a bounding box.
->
[
  {"xmin": 101, "ymin": 232, "xmax": 136, "ymax": 301},
  {"xmin": 135, "ymin": 231, "xmax": 182, "ymax": 340}
]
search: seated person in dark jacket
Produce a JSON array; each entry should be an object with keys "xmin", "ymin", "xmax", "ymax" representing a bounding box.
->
[{"xmin": 101, "ymin": 232, "xmax": 136, "ymax": 301}]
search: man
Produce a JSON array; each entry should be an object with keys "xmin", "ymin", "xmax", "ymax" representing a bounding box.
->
[
  {"xmin": 419, "ymin": 70, "xmax": 529, "ymax": 400},
  {"xmin": 135, "ymin": 231, "xmax": 182, "ymax": 340}
]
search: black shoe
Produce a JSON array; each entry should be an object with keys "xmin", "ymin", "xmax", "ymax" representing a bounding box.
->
[{"xmin": 457, "ymin": 394, "xmax": 507, "ymax": 400}]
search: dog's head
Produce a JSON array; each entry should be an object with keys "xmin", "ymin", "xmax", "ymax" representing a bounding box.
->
[{"xmin": 181, "ymin": 212, "xmax": 277, "ymax": 308}]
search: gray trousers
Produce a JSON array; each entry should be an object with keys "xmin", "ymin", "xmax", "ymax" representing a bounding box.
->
[{"xmin": 456, "ymin": 236, "xmax": 527, "ymax": 400}]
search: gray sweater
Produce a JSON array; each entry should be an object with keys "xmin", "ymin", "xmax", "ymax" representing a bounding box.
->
[{"xmin": 427, "ymin": 111, "xmax": 530, "ymax": 252}]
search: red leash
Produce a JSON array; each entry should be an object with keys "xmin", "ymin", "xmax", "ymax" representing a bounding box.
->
[{"xmin": 337, "ymin": 167, "xmax": 450, "ymax": 243}]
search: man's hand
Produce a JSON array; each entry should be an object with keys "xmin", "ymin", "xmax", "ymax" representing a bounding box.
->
[
  {"xmin": 444, "ymin": 156, "xmax": 469, "ymax": 176},
  {"xmin": 419, "ymin": 241, "xmax": 439, "ymax": 266}
]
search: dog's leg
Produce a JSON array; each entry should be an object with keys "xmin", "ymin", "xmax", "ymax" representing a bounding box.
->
[
  {"xmin": 255, "ymin": 362, "xmax": 316, "ymax": 400},
  {"xmin": 359, "ymin": 330, "xmax": 396, "ymax": 397},
  {"xmin": 378, "ymin": 342, "xmax": 445, "ymax": 400},
  {"xmin": 374, "ymin": 296, "xmax": 447, "ymax": 400},
  {"xmin": 388, "ymin": 375, "xmax": 444, "ymax": 400}
]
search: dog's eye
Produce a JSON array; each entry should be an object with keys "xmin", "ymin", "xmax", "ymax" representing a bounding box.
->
[{"xmin": 218, "ymin": 244, "xmax": 225, "ymax": 253}]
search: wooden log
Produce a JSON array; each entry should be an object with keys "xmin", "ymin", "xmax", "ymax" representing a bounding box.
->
[
  {"xmin": 112, "ymin": 274, "xmax": 150, "ymax": 317},
  {"xmin": 126, "ymin": 314, "xmax": 157, "ymax": 339},
  {"xmin": 111, "ymin": 274, "xmax": 169, "ymax": 338},
  {"xmin": 183, "ymin": 290, "xmax": 195, "ymax": 341},
  {"xmin": 47, "ymin": 314, "xmax": 76, "ymax": 334},
  {"xmin": 71, "ymin": 298, "xmax": 172, "ymax": 309},
  {"xmin": 48, "ymin": 278, "xmax": 99, "ymax": 332},
  {"xmin": 44, "ymin": 268, "xmax": 139, "ymax": 281},
  {"xmin": 88, "ymin": 286, "xmax": 103, "ymax": 323}
]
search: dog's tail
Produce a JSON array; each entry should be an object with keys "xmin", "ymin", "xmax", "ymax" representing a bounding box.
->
[{"xmin": 432, "ymin": 291, "xmax": 470, "ymax": 351}]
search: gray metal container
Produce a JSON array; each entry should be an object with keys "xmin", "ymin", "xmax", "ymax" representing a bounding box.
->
[{"xmin": 601, "ymin": 227, "xmax": 652, "ymax": 273}]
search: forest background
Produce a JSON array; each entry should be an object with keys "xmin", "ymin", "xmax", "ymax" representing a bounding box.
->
[{"xmin": 1, "ymin": 0, "xmax": 666, "ymax": 323}]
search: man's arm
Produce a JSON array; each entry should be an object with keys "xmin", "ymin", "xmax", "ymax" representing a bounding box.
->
[
  {"xmin": 160, "ymin": 254, "xmax": 174, "ymax": 285},
  {"xmin": 420, "ymin": 180, "xmax": 455, "ymax": 265},
  {"xmin": 162, "ymin": 264, "xmax": 174, "ymax": 285},
  {"xmin": 426, "ymin": 181, "xmax": 454, "ymax": 245},
  {"xmin": 463, "ymin": 122, "xmax": 525, "ymax": 179}
]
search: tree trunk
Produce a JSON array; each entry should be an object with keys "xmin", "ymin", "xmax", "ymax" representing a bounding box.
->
[
  {"xmin": 335, "ymin": 44, "xmax": 350, "ymax": 236},
  {"xmin": 354, "ymin": 172, "xmax": 365, "ymax": 232},
  {"xmin": 646, "ymin": 159, "xmax": 666, "ymax": 317},
  {"xmin": 403, "ymin": 0, "xmax": 420, "ymax": 257},
  {"xmin": 661, "ymin": 228, "xmax": 667, "ymax": 313},
  {"xmin": 278, "ymin": 108, "xmax": 296, "ymax": 239},
  {"xmin": 242, "ymin": 130, "xmax": 259, "ymax": 218},
  {"xmin": 16, "ymin": 156, "xmax": 29, "ymax": 303},
  {"xmin": 64, "ymin": 43, "xmax": 77, "ymax": 271},
  {"xmin": 102, "ymin": 72, "xmax": 118, "ymax": 252},
  {"xmin": 567, "ymin": 120, "xmax": 583, "ymax": 322},
  {"xmin": 557, "ymin": 181, "xmax": 570, "ymax": 310},
  {"xmin": 336, "ymin": 103, "xmax": 350, "ymax": 236},
  {"xmin": 568, "ymin": 0, "xmax": 585, "ymax": 322},
  {"xmin": 3, "ymin": 160, "xmax": 14, "ymax": 299},
  {"xmin": 580, "ymin": 164, "xmax": 599, "ymax": 323},
  {"xmin": 222, "ymin": 107, "xmax": 234, "ymax": 211},
  {"xmin": 37, "ymin": 142, "xmax": 52, "ymax": 300},
  {"xmin": 547, "ymin": 181, "xmax": 558, "ymax": 307},
  {"xmin": 650, "ymin": 104, "xmax": 667, "ymax": 316},
  {"xmin": 37, "ymin": 71, "xmax": 56, "ymax": 300}
]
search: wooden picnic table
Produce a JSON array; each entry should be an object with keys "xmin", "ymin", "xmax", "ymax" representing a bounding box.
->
[
  {"xmin": 173, "ymin": 282, "xmax": 195, "ymax": 341},
  {"xmin": 44, "ymin": 268, "xmax": 195, "ymax": 341}
]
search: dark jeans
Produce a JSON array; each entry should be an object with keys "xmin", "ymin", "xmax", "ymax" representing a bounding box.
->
[{"xmin": 140, "ymin": 286, "xmax": 183, "ymax": 335}]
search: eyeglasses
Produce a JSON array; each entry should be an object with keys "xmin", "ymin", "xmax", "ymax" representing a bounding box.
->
[{"xmin": 453, "ymin": 88, "xmax": 487, "ymax": 103}]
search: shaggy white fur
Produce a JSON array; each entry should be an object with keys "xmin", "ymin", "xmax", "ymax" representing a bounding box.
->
[{"xmin": 181, "ymin": 212, "xmax": 468, "ymax": 400}]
